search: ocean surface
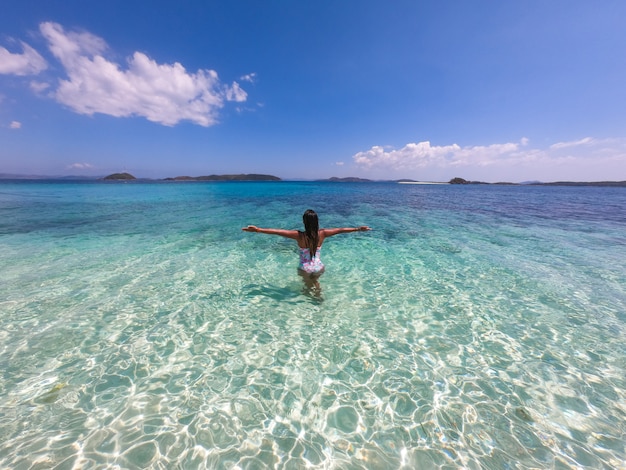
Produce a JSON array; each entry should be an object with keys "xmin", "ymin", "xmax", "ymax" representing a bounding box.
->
[{"xmin": 0, "ymin": 180, "xmax": 625, "ymax": 469}]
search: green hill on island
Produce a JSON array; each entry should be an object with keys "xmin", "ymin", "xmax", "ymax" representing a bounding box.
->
[
  {"xmin": 101, "ymin": 173, "xmax": 281, "ymax": 181},
  {"xmin": 103, "ymin": 172, "xmax": 136, "ymax": 180},
  {"xmin": 164, "ymin": 174, "xmax": 281, "ymax": 181}
]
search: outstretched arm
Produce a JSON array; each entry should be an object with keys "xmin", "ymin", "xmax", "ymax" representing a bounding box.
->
[
  {"xmin": 242, "ymin": 226, "xmax": 300, "ymax": 240},
  {"xmin": 321, "ymin": 226, "xmax": 371, "ymax": 238}
]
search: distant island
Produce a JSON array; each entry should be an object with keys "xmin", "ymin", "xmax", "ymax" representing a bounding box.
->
[
  {"xmin": 163, "ymin": 174, "xmax": 281, "ymax": 181},
  {"xmin": 103, "ymin": 172, "xmax": 136, "ymax": 180},
  {"xmin": 534, "ymin": 181, "xmax": 626, "ymax": 187},
  {"xmin": 100, "ymin": 173, "xmax": 281, "ymax": 181}
]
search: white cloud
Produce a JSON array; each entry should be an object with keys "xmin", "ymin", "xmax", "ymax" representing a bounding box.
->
[
  {"xmin": 39, "ymin": 22, "xmax": 248, "ymax": 127},
  {"xmin": 0, "ymin": 42, "xmax": 47, "ymax": 76},
  {"xmin": 226, "ymin": 81, "xmax": 247, "ymax": 102},
  {"xmin": 334, "ymin": 161, "xmax": 345, "ymax": 166},
  {"xmin": 9, "ymin": 121, "xmax": 22, "ymax": 129},
  {"xmin": 353, "ymin": 137, "xmax": 626, "ymax": 181},
  {"xmin": 67, "ymin": 162, "xmax": 94, "ymax": 169},
  {"xmin": 353, "ymin": 140, "xmax": 528, "ymax": 170}
]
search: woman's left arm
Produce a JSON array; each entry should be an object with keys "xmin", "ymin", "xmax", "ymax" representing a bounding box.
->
[{"xmin": 321, "ymin": 226, "xmax": 371, "ymax": 238}]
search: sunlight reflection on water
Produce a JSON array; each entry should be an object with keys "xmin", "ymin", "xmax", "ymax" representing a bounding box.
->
[{"xmin": 1, "ymin": 181, "xmax": 625, "ymax": 468}]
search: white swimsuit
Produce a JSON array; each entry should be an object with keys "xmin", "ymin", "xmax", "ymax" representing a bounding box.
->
[{"xmin": 298, "ymin": 247, "xmax": 324, "ymax": 274}]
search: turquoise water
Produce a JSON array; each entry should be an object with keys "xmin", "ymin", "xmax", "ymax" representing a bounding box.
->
[{"xmin": 1, "ymin": 181, "xmax": 625, "ymax": 469}]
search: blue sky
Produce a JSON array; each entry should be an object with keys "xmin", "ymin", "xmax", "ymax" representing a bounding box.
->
[{"xmin": 1, "ymin": 1, "xmax": 625, "ymax": 182}]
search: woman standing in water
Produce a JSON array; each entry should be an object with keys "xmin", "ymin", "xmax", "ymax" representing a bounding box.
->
[{"xmin": 242, "ymin": 209, "xmax": 370, "ymax": 292}]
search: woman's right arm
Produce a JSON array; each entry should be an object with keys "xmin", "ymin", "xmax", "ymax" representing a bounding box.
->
[{"xmin": 242, "ymin": 226, "xmax": 300, "ymax": 239}]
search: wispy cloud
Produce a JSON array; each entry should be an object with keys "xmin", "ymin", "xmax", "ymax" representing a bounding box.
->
[
  {"xmin": 9, "ymin": 121, "xmax": 22, "ymax": 129},
  {"xmin": 30, "ymin": 81, "xmax": 50, "ymax": 93},
  {"xmin": 0, "ymin": 42, "xmax": 47, "ymax": 76},
  {"xmin": 240, "ymin": 73, "xmax": 257, "ymax": 83},
  {"xmin": 549, "ymin": 137, "xmax": 593, "ymax": 149},
  {"xmin": 38, "ymin": 22, "xmax": 249, "ymax": 127},
  {"xmin": 67, "ymin": 162, "xmax": 94, "ymax": 169}
]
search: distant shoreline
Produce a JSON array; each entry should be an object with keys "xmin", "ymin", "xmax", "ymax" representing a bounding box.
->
[
  {"xmin": 445, "ymin": 177, "xmax": 626, "ymax": 187},
  {"xmin": 1, "ymin": 173, "xmax": 625, "ymax": 187}
]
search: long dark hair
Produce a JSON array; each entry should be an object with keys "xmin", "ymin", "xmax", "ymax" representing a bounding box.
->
[{"xmin": 302, "ymin": 209, "xmax": 320, "ymax": 258}]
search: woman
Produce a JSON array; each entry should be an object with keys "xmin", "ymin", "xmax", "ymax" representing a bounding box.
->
[{"xmin": 242, "ymin": 209, "xmax": 370, "ymax": 279}]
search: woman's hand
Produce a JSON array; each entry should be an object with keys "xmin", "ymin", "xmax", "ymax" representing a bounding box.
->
[
  {"xmin": 242, "ymin": 225, "xmax": 259, "ymax": 232},
  {"xmin": 358, "ymin": 226, "xmax": 371, "ymax": 231}
]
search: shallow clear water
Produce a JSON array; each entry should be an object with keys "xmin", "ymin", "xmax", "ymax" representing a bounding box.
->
[{"xmin": 1, "ymin": 181, "xmax": 625, "ymax": 469}]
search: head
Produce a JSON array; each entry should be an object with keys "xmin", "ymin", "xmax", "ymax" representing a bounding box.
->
[{"xmin": 302, "ymin": 209, "xmax": 319, "ymax": 235}]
